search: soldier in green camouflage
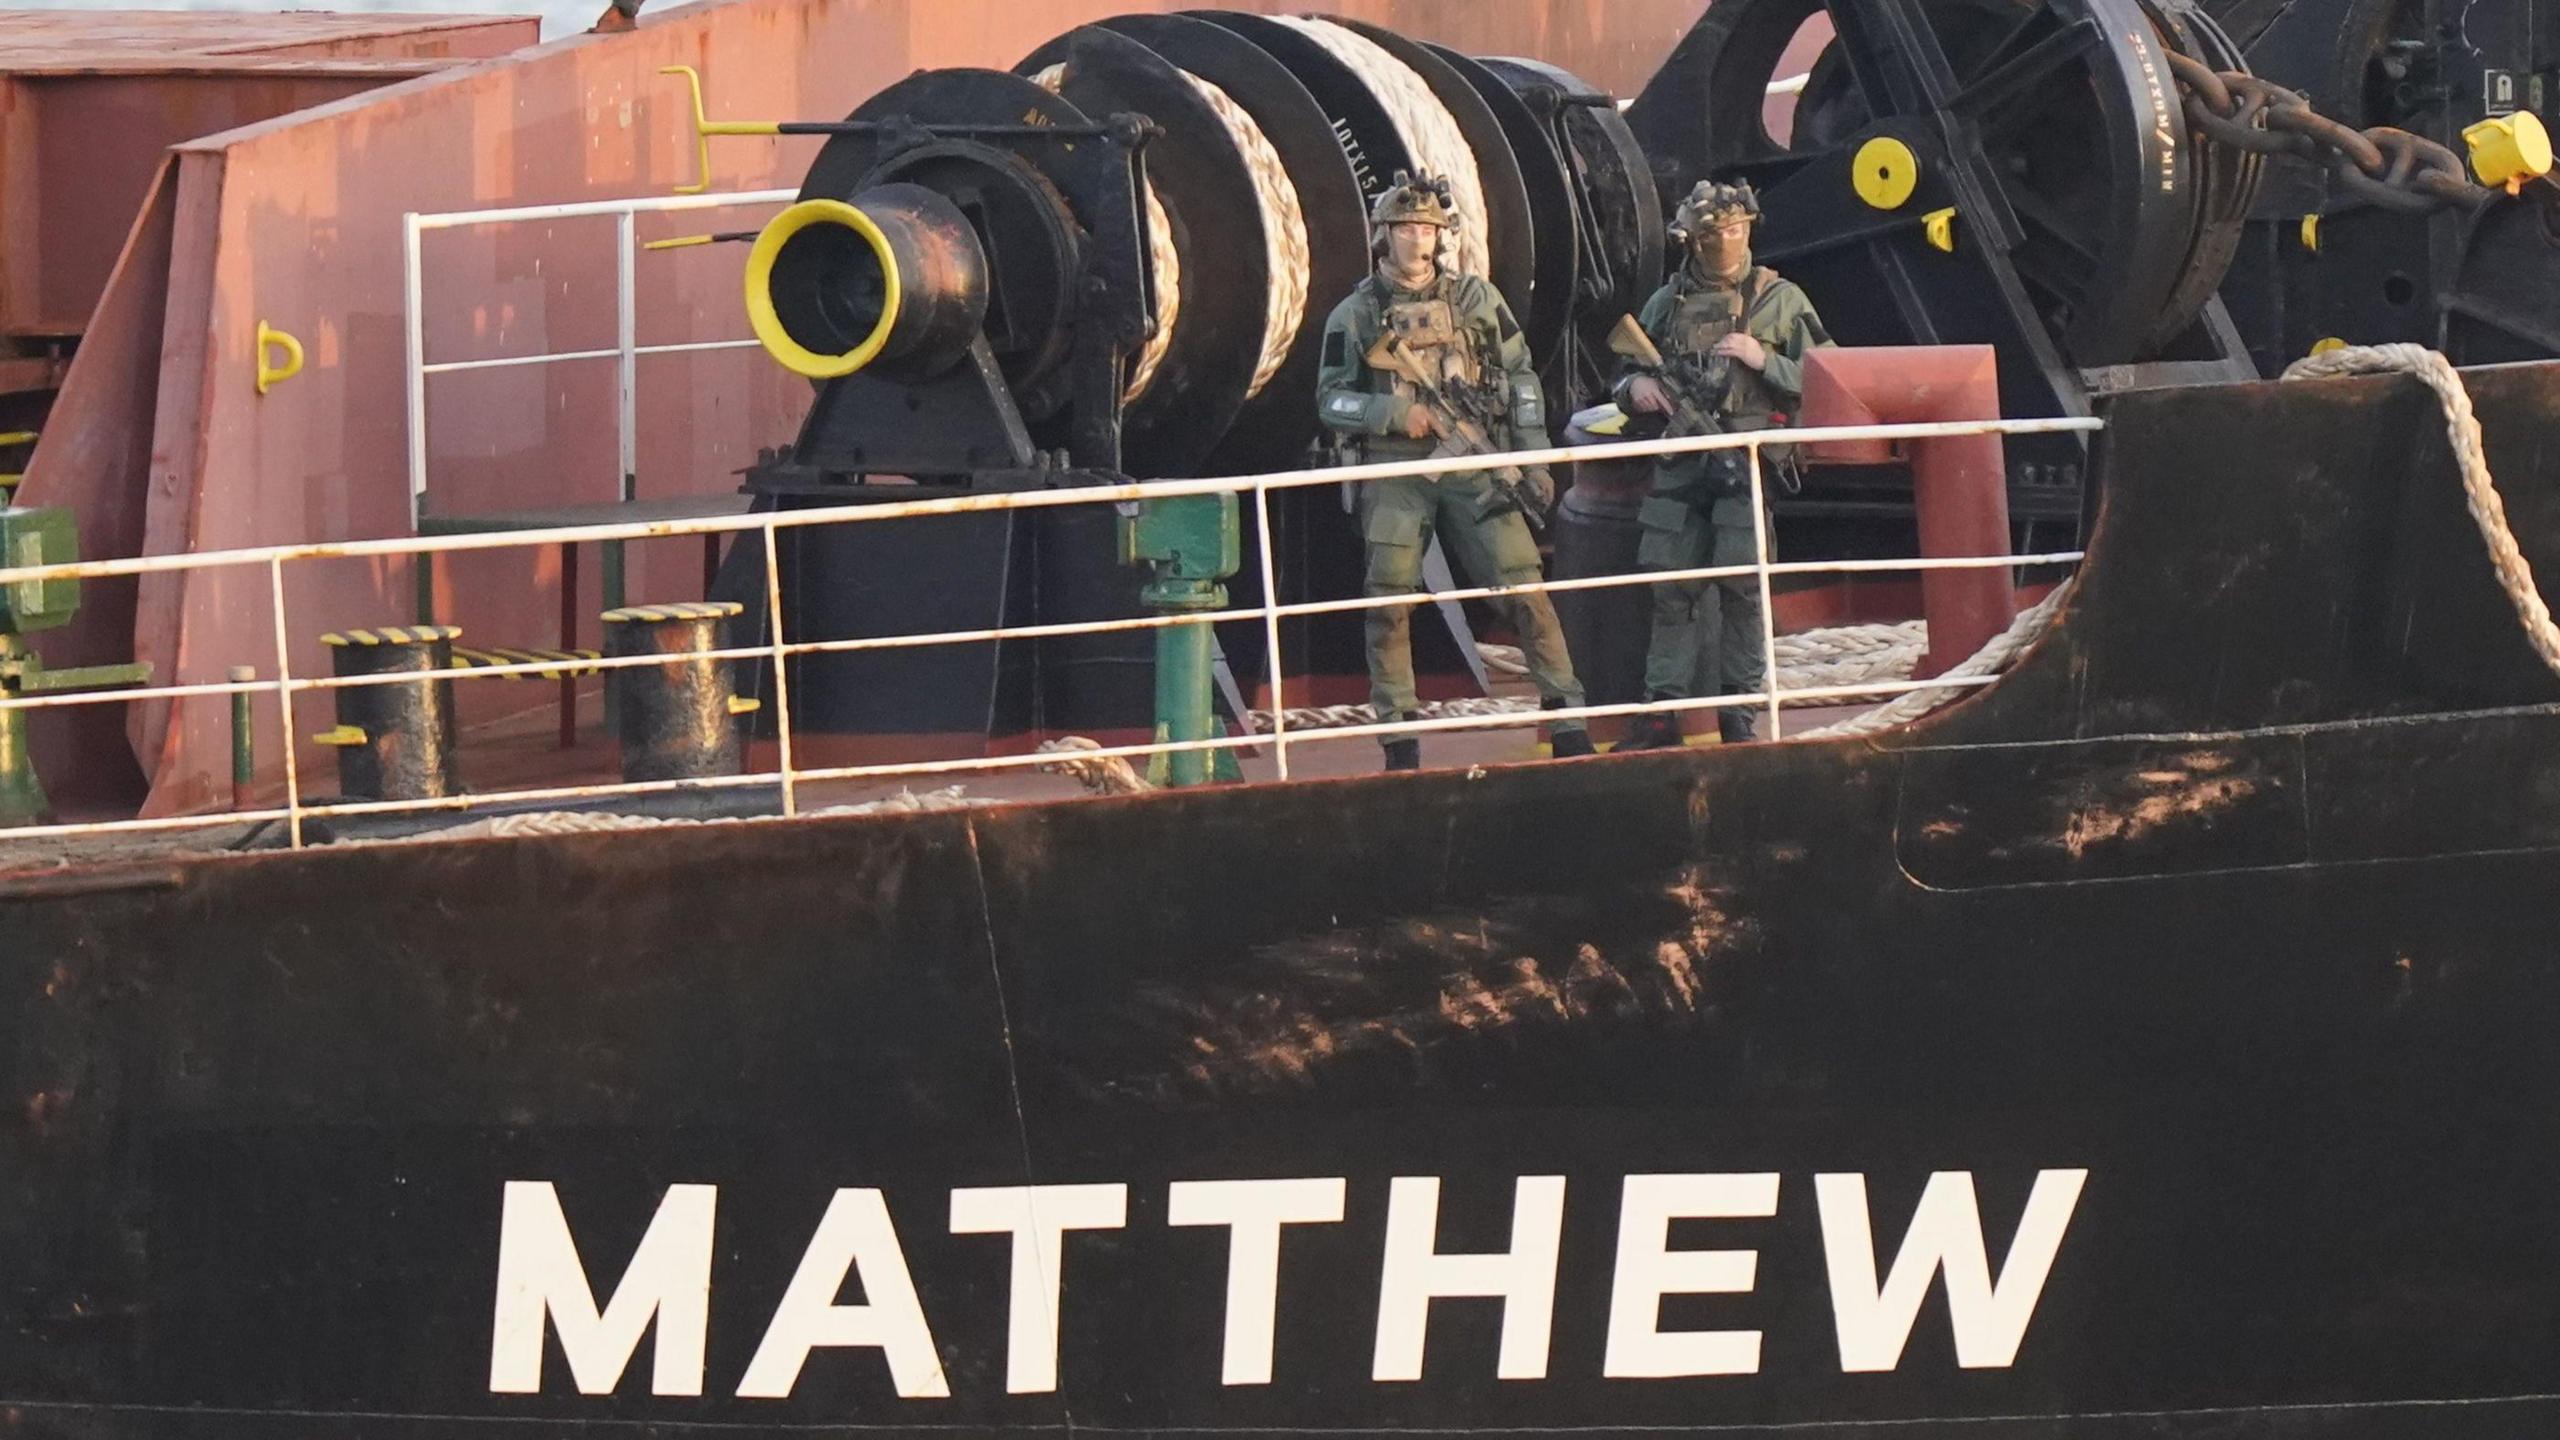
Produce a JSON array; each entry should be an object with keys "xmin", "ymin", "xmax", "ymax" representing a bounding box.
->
[
  {"xmin": 1615, "ymin": 180, "xmax": 1831, "ymax": 748},
  {"xmin": 1315, "ymin": 171, "xmax": 1594, "ymax": 771}
]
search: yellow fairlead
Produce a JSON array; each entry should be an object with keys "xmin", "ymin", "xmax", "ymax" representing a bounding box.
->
[{"xmin": 744, "ymin": 199, "xmax": 903, "ymax": 379}]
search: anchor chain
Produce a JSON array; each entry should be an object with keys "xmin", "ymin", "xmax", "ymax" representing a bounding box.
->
[{"xmin": 2164, "ymin": 50, "xmax": 2490, "ymax": 214}]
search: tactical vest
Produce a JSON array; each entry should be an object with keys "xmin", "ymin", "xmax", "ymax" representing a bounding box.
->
[
  {"xmin": 1380, "ymin": 273, "xmax": 1490, "ymax": 370},
  {"xmin": 1666, "ymin": 266, "xmax": 1783, "ymax": 425}
]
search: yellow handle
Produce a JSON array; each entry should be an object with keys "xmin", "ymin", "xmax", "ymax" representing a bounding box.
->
[
  {"xmin": 727, "ymin": 695, "xmax": 763, "ymax": 715},
  {"xmin": 256, "ymin": 321, "xmax": 304, "ymax": 395},
  {"xmin": 312, "ymin": 724, "xmax": 367, "ymax": 746},
  {"xmin": 1921, "ymin": 207, "xmax": 1957, "ymax": 254},
  {"xmin": 659, "ymin": 64, "xmax": 782, "ymax": 196}
]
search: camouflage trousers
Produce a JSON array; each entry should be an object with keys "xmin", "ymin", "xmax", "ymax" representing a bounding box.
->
[
  {"xmin": 1636, "ymin": 483, "xmax": 1769, "ymax": 721},
  {"xmin": 1357, "ymin": 472, "xmax": 1585, "ymax": 736}
]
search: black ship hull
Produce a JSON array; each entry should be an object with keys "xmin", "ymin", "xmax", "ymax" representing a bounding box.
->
[{"xmin": 7, "ymin": 365, "xmax": 2560, "ymax": 1436}]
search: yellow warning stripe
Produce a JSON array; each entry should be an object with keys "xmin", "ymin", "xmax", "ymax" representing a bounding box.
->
[
  {"xmin": 322, "ymin": 624, "xmax": 461, "ymax": 646},
  {"xmin": 602, "ymin": 600, "xmax": 744, "ymax": 624},
  {"xmin": 449, "ymin": 645, "xmax": 601, "ymax": 680}
]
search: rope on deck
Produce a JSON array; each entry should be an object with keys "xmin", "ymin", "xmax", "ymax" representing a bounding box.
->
[
  {"xmin": 1251, "ymin": 621, "xmax": 1937, "ymax": 734},
  {"xmin": 354, "ymin": 785, "xmax": 984, "ymax": 842},
  {"xmin": 2282, "ymin": 343, "xmax": 2560, "ymax": 678},
  {"xmin": 1796, "ymin": 583, "xmax": 2073, "ymax": 738}
]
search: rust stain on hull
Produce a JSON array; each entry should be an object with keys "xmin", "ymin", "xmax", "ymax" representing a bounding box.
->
[{"xmin": 1162, "ymin": 865, "xmax": 1742, "ymax": 1095}]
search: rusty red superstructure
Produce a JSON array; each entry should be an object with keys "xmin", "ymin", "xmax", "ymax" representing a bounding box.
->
[
  {"xmin": 0, "ymin": 10, "xmax": 535, "ymax": 408},
  {"xmin": 13, "ymin": 0, "xmax": 1715, "ymax": 818}
]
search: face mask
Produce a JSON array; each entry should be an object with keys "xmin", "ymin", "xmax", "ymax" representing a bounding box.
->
[{"xmin": 1693, "ymin": 221, "xmax": 1751, "ymax": 282}]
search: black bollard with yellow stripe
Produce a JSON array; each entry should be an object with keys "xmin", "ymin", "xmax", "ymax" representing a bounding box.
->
[
  {"xmin": 315, "ymin": 626, "xmax": 462, "ymax": 801},
  {"xmin": 602, "ymin": 602, "xmax": 757, "ymax": 783}
]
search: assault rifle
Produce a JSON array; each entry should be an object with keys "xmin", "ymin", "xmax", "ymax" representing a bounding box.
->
[
  {"xmin": 1364, "ymin": 333, "xmax": 1547, "ymax": 536},
  {"xmin": 1606, "ymin": 313, "xmax": 1729, "ymax": 439},
  {"xmin": 1606, "ymin": 313, "xmax": 1795, "ymax": 496}
]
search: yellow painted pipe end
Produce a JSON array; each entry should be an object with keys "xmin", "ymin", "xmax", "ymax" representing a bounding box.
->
[{"xmin": 744, "ymin": 198, "xmax": 902, "ymax": 379}]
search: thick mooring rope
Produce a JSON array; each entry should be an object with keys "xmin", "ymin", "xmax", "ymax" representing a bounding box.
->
[
  {"xmin": 1035, "ymin": 735, "xmax": 1155, "ymax": 795},
  {"xmin": 1252, "ymin": 622, "xmax": 1941, "ymax": 733},
  {"xmin": 1274, "ymin": 16, "xmax": 1491, "ymax": 280},
  {"xmin": 1188, "ymin": 72, "xmax": 1310, "ymax": 400},
  {"xmin": 1034, "ymin": 64, "xmax": 1310, "ymax": 406},
  {"xmin": 355, "ymin": 786, "xmax": 986, "ymax": 843},
  {"xmin": 2282, "ymin": 342, "xmax": 2560, "ymax": 679},
  {"xmin": 1797, "ymin": 582, "xmax": 2073, "ymax": 738},
  {"xmin": 1033, "ymin": 64, "xmax": 1182, "ymax": 401}
]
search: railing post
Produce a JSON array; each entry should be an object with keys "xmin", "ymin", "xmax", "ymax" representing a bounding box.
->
[
  {"xmin": 607, "ymin": 209, "xmax": 638, "ymax": 625},
  {"xmin": 267, "ymin": 558, "xmax": 304, "ymax": 848},
  {"xmin": 1748, "ymin": 440, "xmax": 1783, "ymax": 740},
  {"xmin": 761, "ymin": 524, "xmax": 797, "ymax": 817},
  {"xmin": 402, "ymin": 212, "xmax": 427, "ymax": 534},
  {"xmin": 603, "ymin": 208, "xmax": 638, "ymax": 734},
  {"xmin": 1253, "ymin": 481, "xmax": 1289, "ymax": 781}
]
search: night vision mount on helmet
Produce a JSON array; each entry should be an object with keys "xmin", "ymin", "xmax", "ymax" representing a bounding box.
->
[
  {"xmin": 1670, "ymin": 179, "xmax": 1762, "ymax": 240},
  {"xmin": 1368, "ymin": 169, "xmax": 1462, "ymax": 243}
]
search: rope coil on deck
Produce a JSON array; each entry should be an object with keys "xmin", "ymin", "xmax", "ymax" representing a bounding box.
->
[
  {"xmin": 1796, "ymin": 584, "xmax": 2073, "ymax": 738},
  {"xmin": 1274, "ymin": 17, "xmax": 1491, "ymax": 280},
  {"xmin": 1032, "ymin": 60, "xmax": 1312, "ymax": 406},
  {"xmin": 353, "ymin": 786, "xmax": 985, "ymax": 843},
  {"xmin": 2280, "ymin": 342, "xmax": 2560, "ymax": 679},
  {"xmin": 1251, "ymin": 623, "xmax": 1941, "ymax": 733},
  {"xmin": 1188, "ymin": 71, "xmax": 1311, "ymax": 400},
  {"xmin": 1032, "ymin": 64, "xmax": 1182, "ymax": 401}
]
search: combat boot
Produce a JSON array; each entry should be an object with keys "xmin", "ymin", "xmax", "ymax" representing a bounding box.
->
[
  {"xmin": 1718, "ymin": 709, "xmax": 1759, "ymax": 744},
  {"xmin": 1383, "ymin": 738, "xmax": 1421, "ymax": 771},
  {"xmin": 1541, "ymin": 696, "xmax": 1596, "ymax": 759},
  {"xmin": 1619, "ymin": 706, "xmax": 1684, "ymax": 751}
]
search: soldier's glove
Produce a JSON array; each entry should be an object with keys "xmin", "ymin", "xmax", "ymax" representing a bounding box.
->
[{"xmin": 1519, "ymin": 465, "xmax": 1557, "ymax": 515}]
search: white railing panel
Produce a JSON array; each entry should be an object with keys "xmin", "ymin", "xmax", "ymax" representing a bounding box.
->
[{"xmin": 0, "ymin": 418, "xmax": 2096, "ymax": 849}]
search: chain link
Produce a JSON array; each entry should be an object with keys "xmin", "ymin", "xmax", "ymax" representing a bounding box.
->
[{"xmin": 2164, "ymin": 50, "xmax": 2490, "ymax": 215}]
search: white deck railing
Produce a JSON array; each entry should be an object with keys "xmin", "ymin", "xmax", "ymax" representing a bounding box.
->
[
  {"xmin": 401, "ymin": 189, "xmax": 795, "ymax": 530},
  {"xmin": 0, "ymin": 417, "xmax": 2096, "ymax": 849}
]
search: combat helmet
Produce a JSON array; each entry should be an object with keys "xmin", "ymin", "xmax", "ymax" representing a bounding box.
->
[
  {"xmin": 1669, "ymin": 179, "xmax": 1761, "ymax": 243},
  {"xmin": 1369, "ymin": 170, "xmax": 1460, "ymax": 255}
]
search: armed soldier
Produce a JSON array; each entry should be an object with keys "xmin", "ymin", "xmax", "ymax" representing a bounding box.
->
[
  {"xmin": 1613, "ymin": 180, "xmax": 1831, "ymax": 747},
  {"xmin": 1314, "ymin": 171, "xmax": 1594, "ymax": 771}
]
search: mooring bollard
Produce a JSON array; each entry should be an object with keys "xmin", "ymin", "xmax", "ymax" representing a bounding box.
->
[
  {"xmin": 601, "ymin": 602, "xmax": 756, "ymax": 783},
  {"xmin": 314, "ymin": 626, "xmax": 462, "ymax": 801}
]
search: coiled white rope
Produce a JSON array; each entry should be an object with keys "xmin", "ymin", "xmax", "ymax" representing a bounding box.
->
[
  {"xmin": 1034, "ymin": 64, "xmax": 1182, "ymax": 401},
  {"xmin": 352, "ymin": 786, "xmax": 986, "ymax": 843},
  {"xmin": 1188, "ymin": 73, "xmax": 1310, "ymax": 400},
  {"xmin": 1773, "ymin": 621, "xmax": 1928, "ymax": 688},
  {"xmin": 1035, "ymin": 62, "xmax": 1312, "ymax": 405},
  {"xmin": 1479, "ymin": 628, "xmax": 1927, "ymax": 688},
  {"xmin": 1247, "ymin": 620, "xmax": 1943, "ymax": 732},
  {"xmin": 1273, "ymin": 16, "xmax": 1491, "ymax": 280},
  {"xmin": 2282, "ymin": 343, "xmax": 2560, "ymax": 678},
  {"xmin": 1798, "ymin": 583, "xmax": 2072, "ymax": 738},
  {"xmin": 1035, "ymin": 735, "xmax": 1156, "ymax": 795},
  {"xmin": 1125, "ymin": 184, "xmax": 1183, "ymax": 401}
]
